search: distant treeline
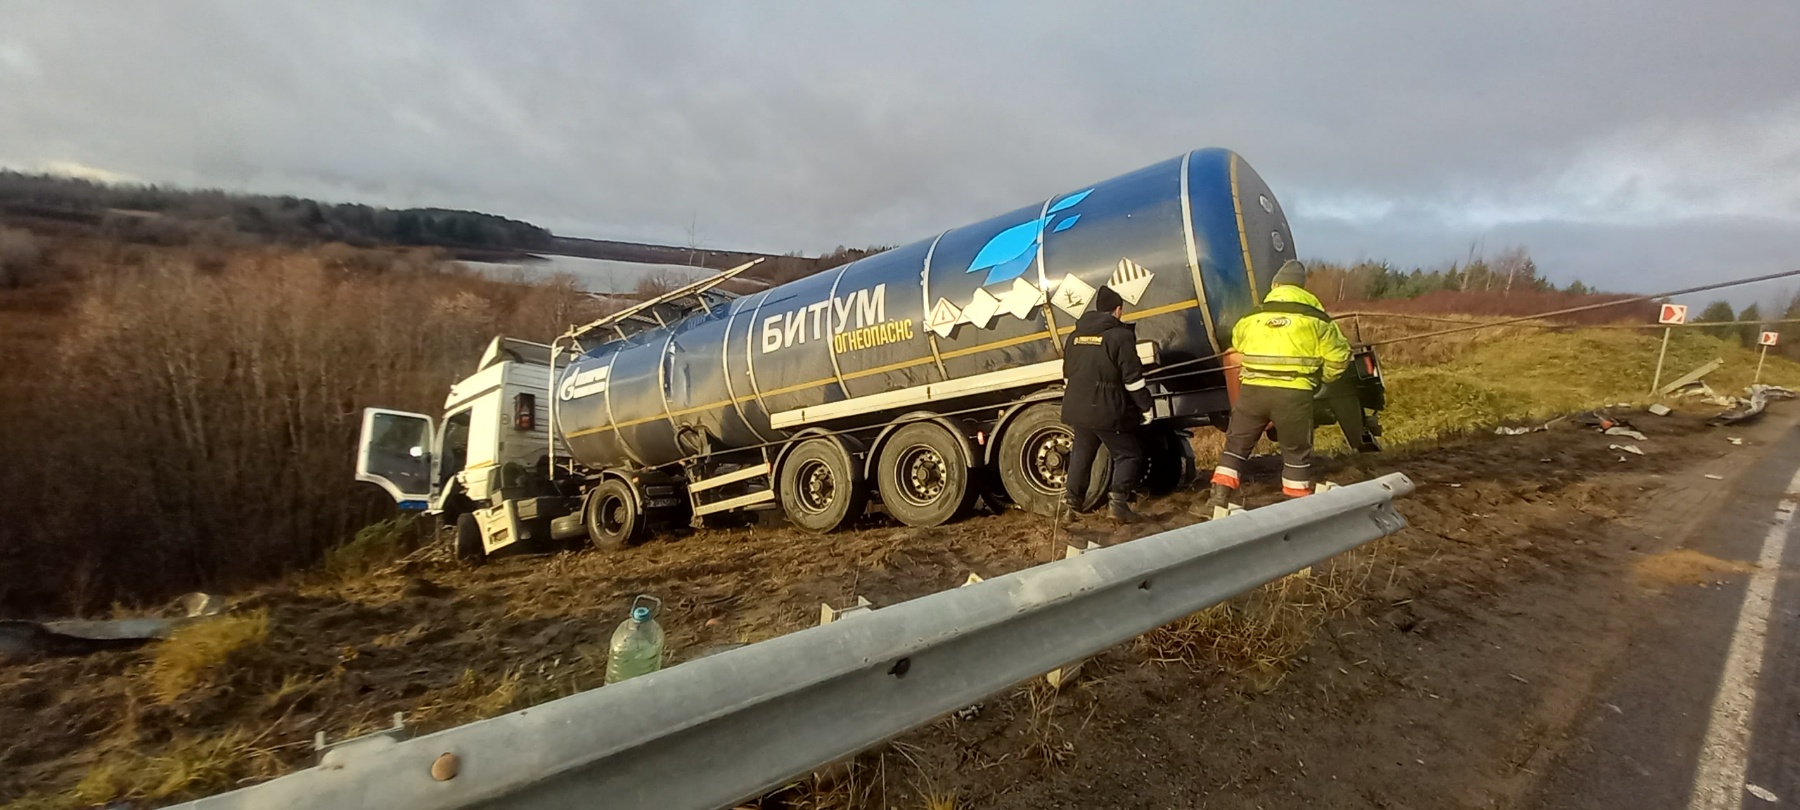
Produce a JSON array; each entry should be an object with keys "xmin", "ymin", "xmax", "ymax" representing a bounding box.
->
[
  {"xmin": 0, "ymin": 171, "xmax": 552, "ymax": 250},
  {"xmin": 1304, "ymin": 247, "xmax": 1593, "ymax": 303},
  {"xmin": 0, "ymin": 171, "xmax": 895, "ymax": 286}
]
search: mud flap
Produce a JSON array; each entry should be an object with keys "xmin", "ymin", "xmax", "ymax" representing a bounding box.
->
[
  {"xmin": 1142, "ymin": 428, "xmax": 1199, "ymax": 494},
  {"xmin": 1321, "ymin": 395, "xmax": 1382, "ymax": 452}
]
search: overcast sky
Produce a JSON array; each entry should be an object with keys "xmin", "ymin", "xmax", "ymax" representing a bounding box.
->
[{"xmin": 2, "ymin": 2, "xmax": 1796, "ymax": 302}]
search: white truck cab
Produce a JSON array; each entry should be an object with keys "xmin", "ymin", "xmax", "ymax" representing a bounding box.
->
[{"xmin": 355, "ymin": 336, "xmax": 573, "ymax": 559}]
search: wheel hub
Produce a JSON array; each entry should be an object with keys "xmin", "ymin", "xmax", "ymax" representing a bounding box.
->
[
  {"xmin": 1031, "ymin": 433, "xmax": 1073, "ymax": 489},
  {"xmin": 797, "ymin": 460, "xmax": 835, "ymax": 513},
  {"xmin": 602, "ymin": 497, "xmax": 628, "ymax": 532},
  {"xmin": 901, "ymin": 447, "xmax": 947, "ymax": 503}
]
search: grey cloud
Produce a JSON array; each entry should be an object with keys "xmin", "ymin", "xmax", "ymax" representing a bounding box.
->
[{"xmin": 0, "ymin": 1, "xmax": 1795, "ymax": 292}]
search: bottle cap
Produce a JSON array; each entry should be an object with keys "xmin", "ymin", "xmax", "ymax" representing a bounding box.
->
[{"xmin": 631, "ymin": 606, "xmax": 652, "ymax": 622}]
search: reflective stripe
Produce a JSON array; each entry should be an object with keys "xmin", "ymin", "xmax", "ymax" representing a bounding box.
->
[
  {"xmin": 1239, "ymin": 353, "xmax": 1324, "ymax": 370},
  {"xmin": 1123, "ymin": 379, "xmax": 1147, "ymax": 392},
  {"xmin": 1211, "ymin": 467, "xmax": 1241, "ymax": 487},
  {"xmin": 1281, "ymin": 477, "xmax": 1311, "ymax": 492},
  {"xmin": 1282, "ymin": 485, "xmax": 1312, "ymax": 498}
]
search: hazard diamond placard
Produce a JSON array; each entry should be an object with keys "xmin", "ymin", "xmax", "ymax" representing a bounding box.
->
[{"xmin": 1659, "ymin": 303, "xmax": 1688, "ymax": 325}]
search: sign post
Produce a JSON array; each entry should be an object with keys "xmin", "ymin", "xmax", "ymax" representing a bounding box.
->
[
  {"xmin": 1652, "ymin": 304, "xmax": 1689, "ymax": 393},
  {"xmin": 1757, "ymin": 330, "xmax": 1779, "ymax": 383}
]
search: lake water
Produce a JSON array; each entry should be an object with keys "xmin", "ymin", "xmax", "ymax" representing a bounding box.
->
[{"xmin": 460, "ymin": 254, "xmax": 705, "ymax": 295}]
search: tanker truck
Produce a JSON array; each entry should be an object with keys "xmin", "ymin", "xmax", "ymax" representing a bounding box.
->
[{"xmin": 354, "ymin": 148, "xmax": 1386, "ymax": 560}]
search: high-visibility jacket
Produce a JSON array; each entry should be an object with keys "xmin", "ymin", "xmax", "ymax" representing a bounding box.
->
[{"xmin": 1230, "ymin": 285, "xmax": 1351, "ymax": 391}]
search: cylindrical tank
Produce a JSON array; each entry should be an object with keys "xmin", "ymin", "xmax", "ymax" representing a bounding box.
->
[{"xmin": 556, "ymin": 148, "xmax": 1295, "ymax": 470}]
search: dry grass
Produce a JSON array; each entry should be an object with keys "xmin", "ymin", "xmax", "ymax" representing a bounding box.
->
[
  {"xmin": 322, "ymin": 516, "xmax": 424, "ymax": 581},
  {"xmin": 148, "ymin": 611, "xmax": 271, "ymax": 705},
  {"xmin": 922, "ymin": 791, "xmax": 960, "ymax": 810},
  {"xmin": 410, "ymin": 668, "xmax": 524, "ymax": 731},
  {"xmin": 0, "ymin": 733, "xmax": 262, "ymax": 810},
  {"xmin": 1138, "ymin": 548, "xmax": 1378, "ymax": 684}
]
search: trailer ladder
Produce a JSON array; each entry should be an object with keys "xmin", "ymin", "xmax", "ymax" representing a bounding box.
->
[{"xmin": 560, "ymin": 259, "xmax": 765, "ymax": 349}]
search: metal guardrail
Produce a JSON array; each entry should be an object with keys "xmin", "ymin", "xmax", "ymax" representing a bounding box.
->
[{"xmin": 180, "ymin": 473, "xmax": 1414, "ymax": 810}]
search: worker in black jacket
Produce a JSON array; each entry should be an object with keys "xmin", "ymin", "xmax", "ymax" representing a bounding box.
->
[{"xmin": 1060, "ymin": 285, "xmax": 1152, "ymax": 524}]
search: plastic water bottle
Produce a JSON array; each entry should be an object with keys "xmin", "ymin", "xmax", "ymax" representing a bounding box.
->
[{"xmin": 605, "ymin": 595, "xmax": 664, "ymax": 684}]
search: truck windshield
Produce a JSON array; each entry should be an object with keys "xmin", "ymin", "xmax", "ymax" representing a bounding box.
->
[{"xmin": 439, "ymin": 410, "xmax": 471, "ymax": 489}]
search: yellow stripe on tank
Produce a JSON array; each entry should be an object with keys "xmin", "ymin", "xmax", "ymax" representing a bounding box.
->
[
  {"xmin": 562, "ymin": 299, "xmax": 1198, "ymax": 439},
  {"xmin": 1229, "ymin": 154, "xmax": 1259, "ymax": 302}
]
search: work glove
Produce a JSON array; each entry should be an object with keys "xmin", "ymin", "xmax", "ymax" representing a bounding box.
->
[{"xmin": 1140, "ymin": 411, "xmax": 1154, "ymax": 425}]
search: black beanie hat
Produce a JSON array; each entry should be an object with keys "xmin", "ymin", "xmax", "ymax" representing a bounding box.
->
[{"xmin": 1093, "ymin": 285, "xmax": 1124, "ymax": 313}]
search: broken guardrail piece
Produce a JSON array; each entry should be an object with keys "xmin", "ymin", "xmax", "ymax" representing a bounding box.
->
[{"xmin": 1659, "ymin": 358, "xmax": 1724, "ymax": 395}]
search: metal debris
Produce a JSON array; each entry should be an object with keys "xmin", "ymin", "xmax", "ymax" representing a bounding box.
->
[
  {"xmin": 173, "ymin": 592, "xmax": 225, "ymax": 617},
  {"xmin": 1608, "ymin": 444, "xmax": 1645, "ymax": 456},
  {"xmin": 0, "ymin": 616, "xmax": 191, "ymax": 658},
  {"xmin": 1604, "ymin": 427, "xmax": 1649, "ymax": 441},
  {"xmin": 1647, "ymin": 404, "xmax": 1672, "ymax": 417},
  {"xmin": 1708, "ymin": 384, "xmax": 1798, "ymax": 426}
]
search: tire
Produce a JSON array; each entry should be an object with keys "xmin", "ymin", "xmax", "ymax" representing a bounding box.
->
[
  {"xmin": 1142, "ymin": 428, "xmax": 1198, "ymax": 496},
  {"xmin": 454, "ymin": 512, "xmax": 485, "ymax": 563},
  {"xmin": 876, "ymin": 421, "xmax": 974, "ymax": 528},
  {"xmin": 777, "ymin": 438, "xmax": 866, "ymax": 534},
  {"xmin": 585, "ymin": 478, "xmax": 643, "ymax": 551},
  {"xmin": 977, "ymin": 464, "xmax": 1012, "ymax": 514},
  {"xmin": 996, "ymin": 402, "xmax": 1109, "ymax": 517}
]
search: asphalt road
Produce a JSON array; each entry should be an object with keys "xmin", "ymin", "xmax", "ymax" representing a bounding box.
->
[{"xmin": 1534, "ymin": 423, "xmax": 1800, "ymax": 809}]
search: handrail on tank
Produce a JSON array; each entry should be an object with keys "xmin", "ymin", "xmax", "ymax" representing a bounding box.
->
[{"xmin": 561, "ymin": 258, "xmax": 765, "ymax": 349}]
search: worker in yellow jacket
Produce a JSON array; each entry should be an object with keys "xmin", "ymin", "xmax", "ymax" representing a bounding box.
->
[{"xmin": 1205, "ymin": 260, "xmax": 1351, "ymax": 516}]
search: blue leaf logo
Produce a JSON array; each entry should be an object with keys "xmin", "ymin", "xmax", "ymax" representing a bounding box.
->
[{"xmin": 967, "ymin": 189, "xmax": 1092, "ymax": 286}]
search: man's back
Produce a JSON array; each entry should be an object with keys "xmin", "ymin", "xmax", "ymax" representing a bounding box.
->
[
  {"xmin": 1061, "ymin": 310, "xmax": 1144, "ymax": 431},
  {"xmin": 1232, "ymin": 285, "xmax": 1350, "ymax": 391}
]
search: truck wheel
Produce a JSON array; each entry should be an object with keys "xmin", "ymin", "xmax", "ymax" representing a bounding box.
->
[
  {"xmin": 996, "ymin": 402, "xmax": 1109, "ymax": 517},
  {"xmin": 876, "ymin": 422, "xmax": 974, "ymax": 528},
  {"xmin": 777, "ymin": 438, "xmax": 866, "ymax": 534},
  {"xmin": 586, "ymin": 478, "xmax": 643, "ymax": 551},
  {"xmin": 454, "ymin": 513, "xmax": 485, "ymax": 563},
  {"xmin": 1142, "ymin": 429, "xmax": 1198, "ymax": 495}
]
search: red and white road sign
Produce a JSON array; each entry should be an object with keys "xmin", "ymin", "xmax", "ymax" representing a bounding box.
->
[
  {"xmin": 1659, "ymin": 303, "xmax": 1689, "ymax": 325},
  {"xmin": 1761, "ymin": 331, "xmax": 1780, "ymax": 346}
]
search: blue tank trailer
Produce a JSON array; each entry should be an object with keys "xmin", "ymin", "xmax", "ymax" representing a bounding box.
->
[{"xmin": 535, "ymin": 149, "xmax": 1383, "ymax": 547}]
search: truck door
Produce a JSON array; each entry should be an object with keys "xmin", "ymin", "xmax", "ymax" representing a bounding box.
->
[{"xmin": 355, "ymin": 407, "xmax": 436, "ymax": 509}]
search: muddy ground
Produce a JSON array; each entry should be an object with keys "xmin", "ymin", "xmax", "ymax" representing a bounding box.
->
[{"xmin": 2, "ymin": 405, "xmax": 1791, "ymax": 808}]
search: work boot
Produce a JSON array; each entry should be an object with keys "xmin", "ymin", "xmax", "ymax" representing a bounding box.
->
[
  {"xmin": 1057, "ymin": 495, "xmax": 1083, "ymax": 527},
  {"xmin": 1108, "ymin": 493, "xmax": 1150, "ymax": 524},
  {"xmin": 1192, "ymin": 483, "xmax": 1241, "ymax": 520},
  {"xmin": 1051, "ymin": 496, "xmax": 1080, "ymax": 529}
]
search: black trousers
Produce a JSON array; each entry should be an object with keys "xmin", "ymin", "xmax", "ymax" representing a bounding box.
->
[
  {"xmin": 1211, "ymin": 385, "xmax": 1316, "ymax": 497},
  {"xmin": 1066, "ymin": 427, "xmax": 1144, "ymax": 502}
]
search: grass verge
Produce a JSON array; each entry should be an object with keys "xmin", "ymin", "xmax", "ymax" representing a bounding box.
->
[{"xmin": 148, "ymin": 611, "xmax": 271, "ymax": 705}]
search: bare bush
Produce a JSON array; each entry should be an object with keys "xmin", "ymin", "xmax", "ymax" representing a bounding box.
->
[
  {"xmin": 634, "ymin": 270, "xmax": 683, "ymax": 299},
  {"xmin": 0, "ymin": 227, "xmax": 42, "ymax": 287},
  {"xmin": 0, "ymin": 242, "xmax": 603, "ymax": 614}
]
